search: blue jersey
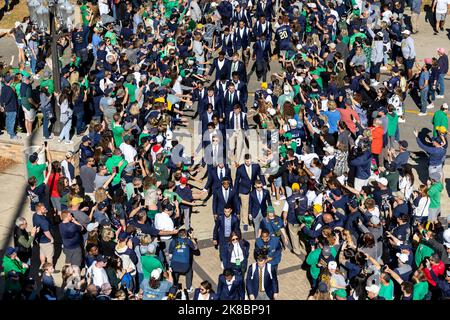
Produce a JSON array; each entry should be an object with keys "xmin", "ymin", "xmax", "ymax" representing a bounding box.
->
[
  {"xmin": 288, "ymin": 128, "xmax": 305, "ymax": 154},
  {"xmin": 276, "ymin": 25, "xmax": 292, "ymax": 50}
]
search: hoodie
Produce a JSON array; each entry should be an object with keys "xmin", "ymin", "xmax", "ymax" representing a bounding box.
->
[{"xmin": 2, "ymin": 255, "xmax": 27, "ymax": 276}]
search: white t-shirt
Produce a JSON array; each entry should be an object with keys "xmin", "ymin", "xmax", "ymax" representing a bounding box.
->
[
  {"xmin": 98, "ymin": 0, "xmax": 110, "ymax": 15},
  {"xmin": 154, "ymin": 212, "xmax": 174, "ymax": 240},
  {"xmin": 120, "ymin": 143, "xmax": 137, "ymax": 163},
  {"xmin": 87, "ymin": 264, "xmax": 109, "ymax": 288},
  {"xmin": 436, "ymin": 0, "xmax": 450, "ymax": 14}
]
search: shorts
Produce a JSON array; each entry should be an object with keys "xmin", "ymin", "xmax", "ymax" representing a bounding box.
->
[
  {"xmin": 23, "ymin": 107, "xmax": 36, "ymax": 121},
  {"xmin": 16, "ymin": 43, "xmax": 26, "ymax": 49},
  {"xmin": 64, "ymin": 247, "xmax": 82, "ymax": 267},
  {"xmin": 275, "ymin": 177, "xmax": 282, "ymax": 188},
  {"xmin": 39, "ymin": 242, "xmax": 54, "ymax": 261},
  {"xmin": 428, "ymin": 208, "xmax": 441, "ymax": 222},
  {"xmin": 436, "ymin": 13, "xmax": 446, "ymax": 21},
  {"xmin": 371, "ymin": 62, "xmax": 381, "ymax": 74},
  {"xmin": 404, "ymin": 58, "xmax": 415, "ymax": 70}
]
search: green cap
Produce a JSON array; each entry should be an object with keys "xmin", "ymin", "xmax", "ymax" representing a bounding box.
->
[
  {"xmin": 333, "ymin": 289, "xmax": 347, "ymax": 299},
  {"xmin": 161, "ymin": 78, "xmax": 172, "ymax": 86},
  {"xmin": 267, "ymin": 206, "xmax": 275, "ymax": 213}
]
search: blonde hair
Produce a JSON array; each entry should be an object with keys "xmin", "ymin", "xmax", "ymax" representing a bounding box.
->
[{"xmin": 95, "ymin": 188, "xmax": 108, "ymax": 203}]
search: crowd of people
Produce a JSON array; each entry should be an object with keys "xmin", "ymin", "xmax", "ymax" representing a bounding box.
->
[{"xmin": 1, "ymin": 0, "xmax": 450, "ymax": 301}]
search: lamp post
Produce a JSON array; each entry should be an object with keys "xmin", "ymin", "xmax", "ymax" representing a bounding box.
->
[{"xmin": 27, "ymin": 0, "xmax": 74, "ymax": 134}]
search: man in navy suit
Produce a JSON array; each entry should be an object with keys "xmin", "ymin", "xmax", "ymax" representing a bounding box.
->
[
  {"xmin": 226, "ymin": 104, "xmax": 249, "ymax": 166},
  {"xmin": 209, "ymin": 51, "xmax": 231, "ymax": 81},
  {"xmin": 204, "ymin": 162, "xmax": 232, "ymax": 193},
  {"xmin": 216, "ymin": 28, "xmax": 234, "ymax": 58},
  {"xmin": 256, "ymin": 0, "xmax": 273, "ymax": 20},
  {"xmin": 231, "ymin": 72, "xmax": 248, "ymax": 107},
  {"xmin": 200, "ymin": 106, "xmax": 217, "ymax": 136},
  {"xmin": 229, "ymin": 52, "xmax": 247, "ymax": 83},
  {"xmin": 233, "ymin": 22, "xmax": 252, "ymax": 66},
  {"xmin": 213, "ymin": 205, "xmax": 241, "ymax": 265},
  {"xmin": 232, "ymin": 4, "xmax": 251, "ymax": 27},
  {"xmin": 192, "ymin": 81, "xmax": 208, "ymax": 115},
  {"xmin": 248, "ymin": 180, "xmax": 272, "ymax": 237},
  {"xmin": 217, "ymin": 0, "xmax": 233, "ymax": 26},
  {"xmin": 250, "ymin": 34, "xmax": 272, "ymax": 82},
  {"xmin": 216, "ymin": 268, "xmax": 245, "ymax": 300},
  {"xmin": 246, "ymin": 255, "xmax": 279, "ymax": 300},
  {"xmin": 235, "ymin": 154, "xmax": 267, "ymax": 231},
  {"xmin": 203, "ymin": 86, "xmax": 222, "ymax": 116},
  {"xmin": 253, "ymin": 15, "xmax": 272, "ymax": 40},
  {"xmin": 222, "ymin": 82, "xmax": 243, "ymax": 117},
  {"xmin": 212, "ymin": 177, "xmax": 240, "ymax": 220}
]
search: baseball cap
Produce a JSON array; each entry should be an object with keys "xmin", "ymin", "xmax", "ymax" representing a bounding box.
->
[
  {"xmin": 442, "ymin": 103, "xmax": 449, "ymax": 109},
  {"xmin": 151, "ymin": 268, "xmax": 162, "ymax": 279},
  {"xmin": 82, "ymin": 135, "xmax": 91, "ymax": 143},
  {"xmin": 123, "ymin": 164, "xmax": 135, "ymax": 173},
  {"xmin": 318, "ymin": 282, "xmax": 328, "ymax": 293},
  {"xmin": 95, "ymin": 255, "xmax": 108, "ymax": 263},
  {"xmin": 443, "ymin": 229, "xmax": 450, "ymax": 243},
  {"xmin": 86, "ymin": 222, "xmax": 99, "ymax": 232},
  {"xmin": 437, "ymin": 48, "xmax": 446, "ymax": 54},
  {"xmin": 328, "ymin": 261, "xmax": 338, "ymax": 270},
  {"xmin": 180, "ymin": 177, "xmax": 188, "ymax": 184},
  {"xmin": 333, "ymin": 289, "xmax": 347, "ymax": 299},
  {"xmin": 323, "ymin": 146, "xmax": 335, "ymax": 155},
  {"xmin": 446, "ymin": 269, "xmax": 450, "ymax": 277},
  {"xmin": 5, "ymin": 247, "xmax": 17, "ymax": 256},
  {"xmin": 156, "ymin": 135, "xmax": 164, "ymax": 143},
  {"xmin": 288, "ymin": 119, "xmax": 298, "ymax": 127},
  {"xmin": 4, "ymin": 75, "xmax": 13, "ymax": 82},
  {"xmin": 322, "ymin": 246, "xmax": 332, "ymax": 257},
  {"xmin": 396, "ymin": 253, "xmax": 409, "ymax": 263},
  {"xmin": 401, "ymin": 29, "xmax": 411, "ymax": 35},
  {"xmin": 313, "ymin": 203, "xmax": 323, "ymax": 214},
  {"xmin": 398, "ymin": 140, "xmax": 408, "ymax": 148},
  {"xmin": 71, "ymin": 197, "xmax": 84, "ymax": 206},
  {"xmin": 291, "ymin": 183, "xmax": 300, "ymax": 191},
  {"xmin": 98, "ymin": 201, "xmax": 108, "ymax": 210},
  {"xmin": 331, "ymin": 188, "xmax": 342, "ymax": 197},
  {"xmin": 118, "ymin": 232, "xmax": 129, "ymax": 241},
  {"xmin": 29, "ymin": 152, "xmax": 38, "ymax": 163},
  {"xmin": 365, "ymin": 284, "xmax": 380, "ymax": 294},
  {"xmin": 377, "ymin": 177, "xmax": 388, "ymax": 186},
  {"xmin": 267, "ymin": 206, "xmax": 275, "ymax": 214}
]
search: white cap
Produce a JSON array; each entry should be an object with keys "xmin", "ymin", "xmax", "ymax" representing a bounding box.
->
[
  {"xmin": 443, "ymin": 229, "xmax": 450, "ymax": 243},
  {"xmin": 86, "ymin": 222, "xmax": 99, "ymax": 232},
  {"xmin": 365, "ymin": 284, "xmax": 380, "ymax": 294},
  {"xmin": 328, "ymin": 261, "xmax": 338, "ymax": 270},
  {"xmin": 377, "ymin": 177, "xmax": 388, "ymax": 186},
  {"xmin": 396, "ymin": 253, "xmax": 409, "ymax": 263},
  {"xmin": 156, "ymin": 135, "xmax": 164, "ymax": 143},
  {"xmin": 323, "ymin": 146, "xmax": 335, "ymax": 155},
  {"xmin": 296, "ymin": 44, "xmax": 302, "ymax": 50},
  {"xmin": 151, "ymin": 268, "xmax": 162, "ymax": 279},
  {"xmin": 288, "ymin": 119, "xmax": 298, "ymax": 127},
  {"xmin": 442, "ymin": 103, "xmax": 449, "ymax": 109},
  {"xmin": 401, "ymin": 29, "xmax": 411, "ymax": 35},
  {"xmin": 307, "ymin": 3, "xmax": 317, "ymax": 8}
]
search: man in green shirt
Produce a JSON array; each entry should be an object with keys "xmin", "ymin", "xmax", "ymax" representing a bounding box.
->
[
  {"xmin": 378, "ymin": 272, "xmax": 394, "ymax": 300},
  {"xmin": 431, "ymin": 104, "xmax": 448, "ymax": 137},
  {"xmin": 105, "ymin": 149, "xmax": 127, "ymax": 186},
  {"xmin": 112, "ymin": 113, "xmax": 125, "ymax": 148},
  {"xmin": 141, "ymin": 243, "xmax": 165, "ymax": 280},
  {"xmin": 26, "ymin": 145, "xmax": 52, "ymax": 187},
  {"xmin": 124, "ymin": 75, "xmax": 137, "ymax": 104},
  {"xmin": 306, "ymin": 245, "xmax": 337, "ymax": 285},
  {"xmin": 154, "ymin": 153, "xmax": 170, "ymax": 188},
  {"xmin": 427, "ymin": 179, "xmax": 443, "ymax": 222}
]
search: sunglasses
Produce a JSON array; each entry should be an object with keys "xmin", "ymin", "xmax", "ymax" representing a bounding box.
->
[{"xmin": 255, "ymin": 186, "xmax": 262, "ymax": 189}]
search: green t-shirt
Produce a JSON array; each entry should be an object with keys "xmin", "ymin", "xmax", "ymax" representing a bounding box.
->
[
  {"xmin": 379, "ymin": 280, "xmax": 394, "ymax": 300},
  {"xmin": 413, "ymin": 281, "xmax": 429, "ymax": 300},
  {"xmin": 428, "ymin": 182, "xmax": 443, "ymax": 209},
  {"xmin": 306, "ymin": 247, "xmax": 337, "ymax": 280},
  {"xmin": 105, "ymin": 155, "xmax": 128, "ymax": 186},
  {"xmin": 432, "ymin": 110, "xmax": 448, "ymax": 137},
  {"xmin": 141, "ymin": 255, "xmax": 165, "ymax": 279},
  {"xmin": 349, "ymin": 32, "xmax": 367, "ymax": 47},
  {"xmin": 138, "ymin": 133, "xmax": 151, "ymax": 146},
  {"xmin": 81, "ymin": 4, "xmax": 89, "ymax": 25},
  {"xmin": 40, "ymin": 79, "xmax": 54, "ymax": 95},
  {"xmin": 415, "ymin": 242, "xmax": 435, "ymax": 268},
  {"xmin": 387, "ymin": 112, "xmax": 399, "ymax": 137},
  {"xmin": 27, "ymin": 160, "xmax": 47, "ymax": 187},
  {"xmin": 124, "ymin": 82, "xmax": 137, "ymax": 103},
  {"xmin": 154, "ymin": 162, "xmax": 170, "ymax": 185},
  {"xmin": 21, "ymin": 85, "xmax": 32, "ymax": 110},
  {"xmin": 112, "ymin": 123, "xmax": 125, "ymax": 148},
  {"xmin": 163, "ymin": 190, "xmax": 182, "ymax": 204}
]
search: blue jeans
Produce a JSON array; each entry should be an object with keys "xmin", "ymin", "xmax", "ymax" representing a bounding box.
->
[
  {"xmin": 42, "ymin": 112, "xmax": 51, "ymax": 138},
  {"xmin": 59, "ymin": 120, "xmax": 72, "ymax": 142},
  {"xmin": 30, "ymin": 56, "xmax": 37, "ymax": 74},
  {"xmin": 5, "ymin": 111, "xmax": 16, "ymax": 138},
  {"xmin": 420, "ymin": 88, "xmax": 429, "ymax": 112},
  {"xmin": 74, "ymin": 112, "xmax": 85, "ymax": 135},
  {"xmin": 437, "ymin": 73, "xmax": 445, "ymax": 96}
]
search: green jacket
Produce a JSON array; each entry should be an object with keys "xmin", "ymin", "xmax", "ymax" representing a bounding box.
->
[
  {"xmin": 306, "ymin": 247, "xmax": 337, "ymax": 280},
  {"xmin": 432, "ymin": 109, "xmax": 448, "ymax": 137},
  {"xmin": 105, "ymin": 155, "xmax": 128, "ymax": 186},
  {"xmin": 2, "ymin": 256, "xmax": 27, "ymax": 276}
]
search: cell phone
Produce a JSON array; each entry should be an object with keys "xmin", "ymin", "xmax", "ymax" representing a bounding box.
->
[{"xmin": 114, "ymin": 166, "xmax": 119, "ymax": 173}]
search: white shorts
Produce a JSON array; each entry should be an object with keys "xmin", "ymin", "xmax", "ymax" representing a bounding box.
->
[{"xmin": 23, "ymin": 107, "xmax": 36, "ymax": 121}]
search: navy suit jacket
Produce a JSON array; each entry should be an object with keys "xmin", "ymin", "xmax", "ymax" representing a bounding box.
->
[
  {"xmin": 213, "ymin": 187, "xmax": 241, "ymax": 216},
  {"xmin": 216, "ymin": 274, "xmax": 245, "ymax": 300},
  {"xmin": 213, "ymin": 214, "xmax": 241, "ymax": 244},
  {"xmin": 246, "ymin": 262, "xmax": 279, "ymax": 300},
  {"xmin": 223, "ymin": 239, "xmax": 250, "ymax": 270},
  {"xmin": 234, "ymin": 163, "xmax": 266, "ymax": 195},
  {"xmin": 253, "ymin": 40, "xmax": 272, "ymax": 61},
  {"xmin": 254, "ymin": 20, "xmax": 273, "ymax": 39},
  {"xmin": 256, "ymin": 1, "xmax": 274, "ymax": 19},
  {"xmin": 232, "ymin": 9, "xmax": 252, "ymax": 27},
  {"xmin": 222, "ymin": 90, "xmax": 243, "ymax": 116},
  {"xmin": 229, "ymin": 61, "xmax": 248, "ymax": 84},
  {"xmin": 233, "ymin": 27, "xmax": 252, "ymax": 51},
  {"xmin": 209, "ymin": 58, "xmax": 231, "ymax": 81},
  {"xmin": 193, "ymin": 288, "xmax": 217, "ymax": 300},
  {"xmin": 205, "ymin": 165, "xmax": 232, "ymax": 191},
  {"xmin": 248, "ymin": 188, "xmax": 272, "ymax": 218},
  {"xmin": 226, "ymin": 111, "xmax": 249, "ymax": 130},
  {"xmin": 200, "ymin": 111, "xmax": 217, "ymax": 134}
]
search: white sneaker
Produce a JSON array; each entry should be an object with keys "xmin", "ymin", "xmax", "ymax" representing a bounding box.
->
[
  {"xmin": 427, "ymin": 103, "xmax": 435, "ymax": 109},
  {"xmin": 398, "ymin": 118, "xmax": 405, "ymax": 123},
  {"xmin": 186, "ymin": 287, "xmax": 194, "ymax": 294},
  {"xmin": 436, "ymin": 95, "xmax": 445, "ymax": 99},
  {"xmin": 64, "ymin": 140, "xmax": 73, "ymax": 144},
  {"xmin": 418, "ymin": 112, "xmax": 427, "ymax": 116}
]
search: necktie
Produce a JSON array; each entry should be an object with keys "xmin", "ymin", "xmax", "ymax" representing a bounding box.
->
[
  {"xmin": 233, "ymin": 62, "xmax": 237, "ymax": 72},
  {"xmin": 262, "ymin": 41, "xmax": 265, "ymax": 51},
  {"xmin": 225, "ymin": 189, "xmax": 229, "ymax": 202},
  {"xmin": 259, "ymin": 267, "xmax": 263, "ymax": 292},
  {"xmin": 258, "ymin": 191, "xmax": 262, "ymax": 203},
  {"xmin": 219, "ymin": 169, "xmax": 224, "ymax": 180},
  {"xmin": 229, "ymin": 93, "xmax": 233, "ymax": 105}
]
